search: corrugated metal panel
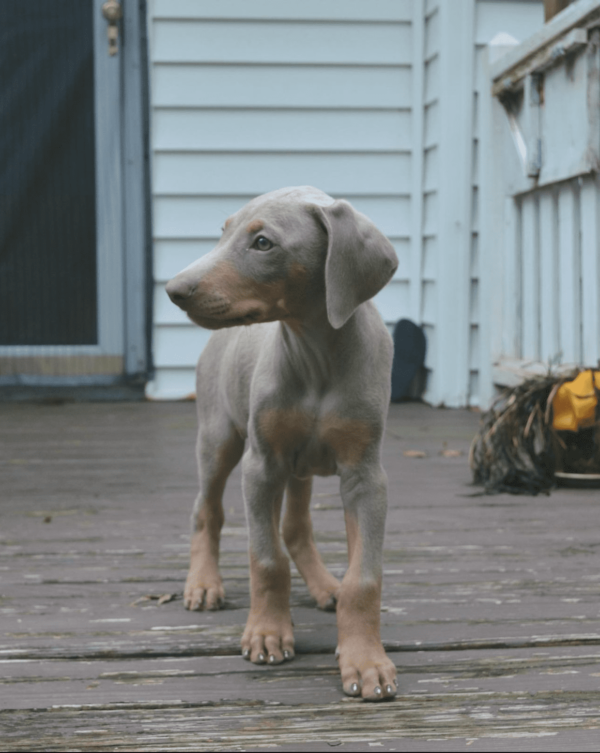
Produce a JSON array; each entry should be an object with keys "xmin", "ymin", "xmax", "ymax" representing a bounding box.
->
[{"xmin": 147, "ymin": 0, "xmax": 413, "ymax": 399}]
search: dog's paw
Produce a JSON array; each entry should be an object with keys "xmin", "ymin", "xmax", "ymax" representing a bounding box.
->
[
  {"xmin": 313, "ymin": 584, "xmax": 340, "ymax": 612},
  {"xmin": 336, "ymin": 640, "xmax": 397, "ymax": 701},
  {"xmin": 183, "ymin": 573, "xmax": 225, "ymax": 611},
  {"xmin": 241, "ymin": 609, "xmax": 295, "ymax": 665}
]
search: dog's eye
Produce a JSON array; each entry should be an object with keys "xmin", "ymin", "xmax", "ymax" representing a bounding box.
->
[{"xmin": 253, "ymin": 236, "xmax": 273, "ymax": 251}]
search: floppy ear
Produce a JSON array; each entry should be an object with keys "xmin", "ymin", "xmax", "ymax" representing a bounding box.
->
[{"xmin": 314, "ymin": 200, "xmax": 398, "ymax": 329}]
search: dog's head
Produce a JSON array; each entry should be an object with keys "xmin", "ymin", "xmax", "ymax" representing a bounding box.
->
[{"xmin": 166, "ymin": 187, "xmax": 398, "ymax": 330}]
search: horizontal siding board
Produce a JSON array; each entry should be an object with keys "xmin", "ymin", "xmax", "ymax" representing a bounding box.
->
[
  {"xmin": 374, "ymin": 280, "xmax": 409, "ymax": 323},
  {"xmin": 152, "ymin": 109, "xmax": 411, "ymax": 151},
  {"xmin": 154, "ymin": 240, "xmax": 216, "ymax": 281},
  {"xmin": 153, "ymin": 153, "xmax": 411, "ymax": 196},
  {"xmin": 154, "ymin": 196, "xmax": 411, "ymax": 240},
  {"xmin": 151, "ymin": 0, "xmax": 412, "ymax": 22},
  {"xmin": 153, "ymin": 20, "xmax": 411, "ymax": 65},
  {"xmin": 152, "ymin": 64, "xmax": 411, "ymax": 108},
  {"xmin": 154, "ymin": 325, "xmax": 213, "ymax": 368}
]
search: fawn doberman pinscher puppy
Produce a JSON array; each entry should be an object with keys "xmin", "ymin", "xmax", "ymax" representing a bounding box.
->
[{"xmin": 166, "ymin": 186, "xmax": 398, "ymax": 701}]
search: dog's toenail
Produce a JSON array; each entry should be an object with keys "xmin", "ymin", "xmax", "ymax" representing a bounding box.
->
[
  {"xmin": 258, "ymin": 653, "xmax": 265, "ymax": 662},
  {"xmin": 269, "ymin": 654, "xmax": 276, "ymax": 664},
  {"xmin": 242, "ymin": 649, "xmax": 250, "ymax": 659},
  {"xmin": 334, "ymin": 646, "xmax": 340, "ymax": 659},
  {"xmin": 374, "ymin": 686, "xmax": 382, "ymax": 696},
  {"xmin": 283, "ymin": 650, "xmax": 291, "ymax": 660},
  {"xmin": 350, "ymin": 683, "xmax": 359, "ymax": 694},
  {"xmin": 386, "ymin": 684, "xmax": 394, "ymax": 694}
]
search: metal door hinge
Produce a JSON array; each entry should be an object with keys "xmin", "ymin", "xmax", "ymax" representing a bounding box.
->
[{"xmin": 102, "ymin": 0, "xmax": 123, "ymax": 56}]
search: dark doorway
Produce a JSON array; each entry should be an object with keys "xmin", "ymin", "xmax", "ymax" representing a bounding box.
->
[{"xmin": 0, "ymin": 0, "xmax": 98, "ymax": 346}]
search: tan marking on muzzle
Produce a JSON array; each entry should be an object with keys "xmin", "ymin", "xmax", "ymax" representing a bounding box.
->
[{"xmin": 192, "ymin": 261, "xmax": 308, "ymax": 326}]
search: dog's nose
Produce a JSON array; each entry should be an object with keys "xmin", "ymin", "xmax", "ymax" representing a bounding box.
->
[{"xmin": 166, "ymin": 278, "xmax": 196, "ymax": 305}]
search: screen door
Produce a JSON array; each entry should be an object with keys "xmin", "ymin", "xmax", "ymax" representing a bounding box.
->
[{"xmin": 0, "ymin": 0, "xmax": 126, "ymax": 384}]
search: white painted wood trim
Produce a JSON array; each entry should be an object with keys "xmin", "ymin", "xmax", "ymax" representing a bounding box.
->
[
  {"xmin": 409, "ymin": 0, "xmax": 425, "ymax": 324},
  {"xmin": 435, "ymin": 0, "xmax": 476, "ymax": 407},
  {"xmin": 491, "ymin": 0, "xmax": 600, "ymax": 83}
]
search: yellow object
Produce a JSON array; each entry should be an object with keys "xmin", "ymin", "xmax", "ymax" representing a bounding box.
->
[{"xmin": 552, "ymin": 370, "xmax": 600, "ymax": 432}]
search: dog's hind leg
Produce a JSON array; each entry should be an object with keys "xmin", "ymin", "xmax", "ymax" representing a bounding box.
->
[
  {"xmin": 282, "ymin": 476, "xmax": 341, "ymax": 611},
  {"xmin": 184, "ymin": 424, "xmax": 244, "ymax": 611}
]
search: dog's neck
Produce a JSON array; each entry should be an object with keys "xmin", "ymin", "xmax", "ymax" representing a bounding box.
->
[{"xmin": 277, "ymin": 306, "xmax": 352, "ymax": 390}]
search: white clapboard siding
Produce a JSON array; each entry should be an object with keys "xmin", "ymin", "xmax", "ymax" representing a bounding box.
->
[
  {"xmin": 147, "ymin": 0, "xmax": 546, "ymax": 403},
  {"xmin": 146, "ymin": 0, "xmax": 414, "ymax": 399}
]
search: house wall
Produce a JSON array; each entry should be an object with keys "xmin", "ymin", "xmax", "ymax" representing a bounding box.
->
[{"xmin": 145, "ymin": 0, "xmax": 544, "ymax": 403}]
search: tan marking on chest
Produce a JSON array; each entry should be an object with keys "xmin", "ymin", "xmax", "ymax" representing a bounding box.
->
[
  {"xmin": 258, "ymin": 409, "xmax": 313, "ymax": 458},
  {"xmin": 320, "ymin": 416, "xmax": 373, "ymax": 466},
  {"xmin": 259, "ymin": 410, "xmax": 373, "ymax": 469}
]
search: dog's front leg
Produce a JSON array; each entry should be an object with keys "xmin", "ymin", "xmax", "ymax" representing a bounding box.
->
[
  {"xmin": 241, "ymin": 448, "xmax": 295, "ymax": 665},
  {"xmin": 336, "ymin": 465, "xmax": 397, "ymax": 701}
]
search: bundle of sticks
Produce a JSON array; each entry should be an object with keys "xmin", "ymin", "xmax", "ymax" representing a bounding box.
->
[{"xmin": 469, "ymin": 370, "xmax": 597, "ymax": 495}]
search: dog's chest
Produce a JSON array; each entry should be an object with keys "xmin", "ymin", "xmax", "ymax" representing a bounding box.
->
[{"xmin": 257, "ymin": 407, "xmax": 372, "ymax": 478}]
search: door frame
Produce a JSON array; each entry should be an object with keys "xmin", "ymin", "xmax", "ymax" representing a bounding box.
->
[{"xmin": 0, "ymin": 0, "xmax": 152, "ymax": 396}]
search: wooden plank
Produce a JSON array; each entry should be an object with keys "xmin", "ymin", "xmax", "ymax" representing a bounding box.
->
[
  {"xmin": 3, "ymin": 653, "xmax": 600, "ymax": 750},
  {"xmin": 152, "ymin": 19, "xmax": 412, "ymax": 65},
  {"xmin": 3, "ymin": 402, "xmax": 600, "ymax": 750},
  {"xmin": 520, "ymin": 193, "xmax": 540, "ymax": 360},
  {"xmin": 538, "ymin": 188, "xmax": 560, "ymax": 364},
  {"xmin": 557, "ymin": 182, "xmax": 581, "ymax": 363},
  {"xmin": 502, "ymin": 197, "xmax": 521, "ymax": 358},
  {"xmin": 579, "ymin": 174, "xmax": 600, "ymax": 367}
]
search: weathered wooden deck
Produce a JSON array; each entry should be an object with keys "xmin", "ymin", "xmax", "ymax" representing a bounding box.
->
[{"xmin": 1, "ymin": 400, "xmax": 600, "ymax": 751}]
